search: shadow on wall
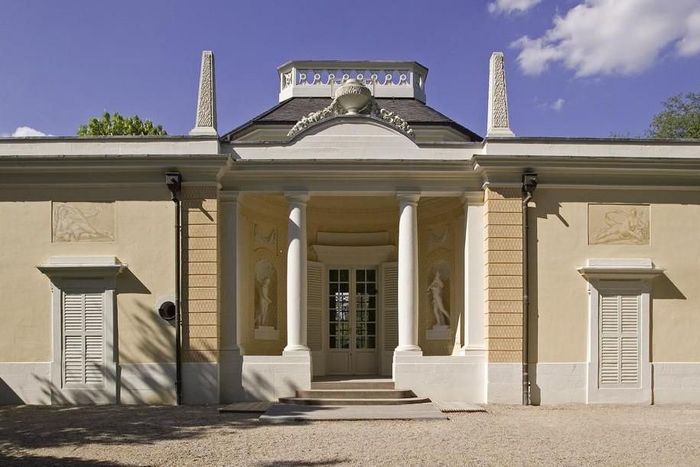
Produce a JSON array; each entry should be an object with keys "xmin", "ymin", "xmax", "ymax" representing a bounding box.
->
[
  {"xmin": 653, "ymin": 274, "xmax": 686, "ymax": 300},
  {"xmin": 528, "ymin": 192, "xmax": 688, "ymax": 405},
  {"xmin": 22, "ymin": 269, "xmax": 179, "ymax": 405},
  {"xmin": 0, "ymin": 379, "xmax": 23, "ymax": 405},
  {"xmin": 528, "ymin": 200, "xmax": 541, "ymax": 405},
  {"xmin": 241, "ymin": 363, "xmax": 306, "ymax": 401}
]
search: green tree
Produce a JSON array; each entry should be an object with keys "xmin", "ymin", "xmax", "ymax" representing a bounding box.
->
[
  {"xmin": 647, "ymin": 92, "xmax": 700, "ymax": 139},
  {"xmin": 77, "ymin": 112, "xmax": 167, "ymax": 136}
]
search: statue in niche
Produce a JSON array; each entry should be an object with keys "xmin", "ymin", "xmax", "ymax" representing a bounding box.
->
[
  {"xmin": 427, "ymin": 270, "xmax": 450, "ymax": 326},
  {"xmin": 255, "ymin": 276, "xmax": 273, "ymax": 327},
  {"xmin": 254, "ymin": 259, "xmax": 277, "ymax": 331}
]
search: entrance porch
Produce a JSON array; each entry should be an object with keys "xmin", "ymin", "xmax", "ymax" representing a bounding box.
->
[{"xmin": 217, "ymin": 190, "xmax": 487, "ymax": 403}]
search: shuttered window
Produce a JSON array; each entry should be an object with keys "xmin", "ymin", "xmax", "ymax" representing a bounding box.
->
[
  {"xmin": 63, "ymin": 291, "xmax": 105, "ymax": 387},
  {"xmin": 307, "ymin": 262, "xmax": 324, "ymax": 351},
  {"xmin": 599, "ymin": 292, "xmax": 640, "ymax": 387},
  {"xmin": 381, "ymin": 262, "xmax": 398, "ymax": 351}
]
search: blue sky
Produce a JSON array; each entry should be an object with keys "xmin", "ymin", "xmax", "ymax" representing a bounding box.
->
[{"xmin": 1, "ymin": 0, "xmax": 698, "ymax": 138}]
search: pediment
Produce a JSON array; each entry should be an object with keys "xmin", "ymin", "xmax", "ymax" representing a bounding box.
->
[{"xmin": 290, "ymin": 118, "xmax": 418, "ymax": 149}]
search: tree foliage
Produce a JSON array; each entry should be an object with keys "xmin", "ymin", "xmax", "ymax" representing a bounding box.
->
[
  {"xmin": 77, "ymin": 112, "xmax": 167, "ymax": 136},
  {"xmin": 647, "ymin": 93, "xmax": 700, "ymax": 139}
]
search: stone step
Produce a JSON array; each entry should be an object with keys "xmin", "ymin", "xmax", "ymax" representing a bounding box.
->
[
  {"xmin": 296, "ymin": 389, "xmax": 416, "ymax": 399},
  {"xmin": 278, "ymin": 396, "xmax": 431, "ymax": 406},
  {"xmin": 310, "ymin": 380, "xmax": 395, "ymax": 390}
]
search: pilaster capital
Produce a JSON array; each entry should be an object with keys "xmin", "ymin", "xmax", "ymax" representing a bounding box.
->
[
  {"xmin": 396, "ymin": 191, "xmax": 421, "ymax": 205},
  {"xmin": 285, "ymin": 191, "xmax": 310, "ymax": 205},
  {"xmin": 462, "ymin": 192, "xmax": 484, "ymax": 209}
]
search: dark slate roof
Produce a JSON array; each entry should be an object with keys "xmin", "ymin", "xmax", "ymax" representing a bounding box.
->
[{"xmin": 221, "ymin": 98, "xmax": 482, "ymax": 142}]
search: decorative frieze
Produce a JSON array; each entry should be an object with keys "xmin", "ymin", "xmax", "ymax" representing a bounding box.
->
[{"xmin": 278, "ymin": 60, "xmax": 428, "ymax": 102}]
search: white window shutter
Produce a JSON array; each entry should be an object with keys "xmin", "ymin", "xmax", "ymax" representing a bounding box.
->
[
  {"xmin": 307, "ymin": 261, "xmax": 324, "ymax": 351},
  {"xmin": 599, "ymin": 292, "xmax": 640, "ymax": 387},
  {"xmin": 381, "ymin": 262, "xmax": 398, "ymax": 351},
  {"xmin": 63, "ymin": 291, "xmax": 105, "ymax": 387}
]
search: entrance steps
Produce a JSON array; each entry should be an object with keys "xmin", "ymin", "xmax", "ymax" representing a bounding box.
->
[{"xmin": 278, "ymin": 378, "xmax": 430, "ymax": 406}]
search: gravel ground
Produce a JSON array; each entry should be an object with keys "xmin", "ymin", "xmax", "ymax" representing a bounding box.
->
[{"xmin": 1, "ymin": 404, "xmax": 699, "ymax": 466}]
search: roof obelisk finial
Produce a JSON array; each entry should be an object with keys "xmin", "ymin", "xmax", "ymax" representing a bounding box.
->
[
  {"xmin": 487, "ymin": 52, "xmax": 515, "ymax": 137},
  {"xmin": 190, "ymin": 50, "xmax": 218, "ymax": 136}
]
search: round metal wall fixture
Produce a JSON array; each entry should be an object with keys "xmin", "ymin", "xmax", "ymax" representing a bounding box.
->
[{"xmin": 155, "ymin": 296, "xmax": 177, "ymax": 322}]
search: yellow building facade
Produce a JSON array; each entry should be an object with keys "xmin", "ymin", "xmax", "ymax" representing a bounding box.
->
[{"xmin": 1, "ymin": 52, "xmax": 698, "ymax": 405}]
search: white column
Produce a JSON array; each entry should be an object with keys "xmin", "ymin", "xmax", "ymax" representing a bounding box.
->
[
  {"xmin": 396, "ymin": 192, "xmax": 422, "ymax": 353},
  {"xmin": 284, "ymin": 192, "xmax": 310, "ymax": 354},
  {"xmin": 219, "ymin": 191, "xmax": 240, "ymax": 353}
]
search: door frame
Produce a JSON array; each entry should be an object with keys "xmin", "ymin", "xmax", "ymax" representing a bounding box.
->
[{"xmin": 323, "ymin": 264, "xmax": 383, "ymax": 376}]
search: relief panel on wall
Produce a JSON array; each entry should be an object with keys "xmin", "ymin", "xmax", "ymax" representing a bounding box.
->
[
  {"xmin": 426, "ymin": 223, "xmax": 450, "ymax": 253},
  {"xmin": 52, "ymin": 202, "xmax": 115, "ymax": 242},
  {"xmin": 588, "ymin": 204, "xmax": 650, "ymax": 245},
  {"xmin": 253, "ymin": 222, "xmax": 278, "ymax": 254}
]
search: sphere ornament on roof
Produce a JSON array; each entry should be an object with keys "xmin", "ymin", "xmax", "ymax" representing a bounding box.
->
[{"xmin": 287, "ymin": 79, "xmax": 415, "ymax": 140}]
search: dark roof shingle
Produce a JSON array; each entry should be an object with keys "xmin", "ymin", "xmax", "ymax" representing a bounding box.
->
[{"xmin": 222, "ymin": 97, "xmax": 481, "ymax": 141}]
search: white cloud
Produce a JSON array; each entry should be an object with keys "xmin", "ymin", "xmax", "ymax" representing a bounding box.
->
[
  {"xmin": 551, "ymin": 98, "xmax": 565, "ymax": 111},
  {"xmin": 8, "ymin": 126, "xmax": 48, "ymax": 137},
  {"xmin": 512, "ymin": 0, "xmax": 700, "ymax": 76},
  {"xmin": 488, "ymin": 0, "xmax": 541, "ymax": 14}
]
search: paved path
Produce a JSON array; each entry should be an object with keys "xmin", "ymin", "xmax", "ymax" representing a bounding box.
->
[
  {"xmin": 259, "ymin": 402, "xmax": 448, "ymax": 422},
  {"xmin": 2, "ymin": 405, "xmax": 699, "ymax": 465}
]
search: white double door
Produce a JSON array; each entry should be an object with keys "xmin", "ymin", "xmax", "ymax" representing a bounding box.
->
[{"xmin": 326, "ymin": 267, "xmax": 378, "ymax": 375}]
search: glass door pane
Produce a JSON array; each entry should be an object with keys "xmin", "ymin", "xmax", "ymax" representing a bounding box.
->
[
  {"xmin": 355, "ymin": 268, "xmax": 377, "ymax": 350},
  {"xmin": 328, "ymin": 269, "xmax": 350, "ymax": 349}
]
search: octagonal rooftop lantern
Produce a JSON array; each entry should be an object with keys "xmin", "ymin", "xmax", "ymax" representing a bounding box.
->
[{"xmin": 278, "ymin": 60, "xmax": 428, "ymax": 103}]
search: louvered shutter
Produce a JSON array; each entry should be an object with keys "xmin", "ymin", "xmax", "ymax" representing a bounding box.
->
[
  {"xmin": 63, "ymin": 291, "xmax": 105, "ymax": 387},
  {"xmin": 307, "ymin": 261, "xmax": 323, "ymax": 351},
  {"xmin": 599, "ymin": 292, "xmax": 640, "ymax": 387},
  {"xmin": 382, "ymin": 262, "xmax": 398, "ymax": 351}
]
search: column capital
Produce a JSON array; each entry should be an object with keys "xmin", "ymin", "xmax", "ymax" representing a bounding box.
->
[
  {"xmin": 397, "ymin": 191, "xmax": 421, "ymax": 204},
  {"xmin": 218, "ymin": 190, "xmax": 240, "ymax": 203},
  {"xmin": 285, "ymin": 191, "xmax": 310, "ymax": 204}
]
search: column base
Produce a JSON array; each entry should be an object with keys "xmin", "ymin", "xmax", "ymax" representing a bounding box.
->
[
  {"xmin": 394, "ymin": 345, "xmax": 423, "ymax": 355},
  {"xmin": 283, "ymin": 345, "xmax": 311, "ymax": 356}
]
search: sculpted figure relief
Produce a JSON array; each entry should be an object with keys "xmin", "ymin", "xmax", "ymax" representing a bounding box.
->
[
  {"xmin": 427, "ymin": 270, "xmax": 450, "ymax": 326},
  {"xmin": 590, "ymin": 205, "xmax": 649, "ymax": 245},
  {"xmin": 253, "ymin": 223, "xmax": 277, "ymax": 250},
  {"xmin": 52, "ymin": 202, "xmax": 114, "ymax": 242}
]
